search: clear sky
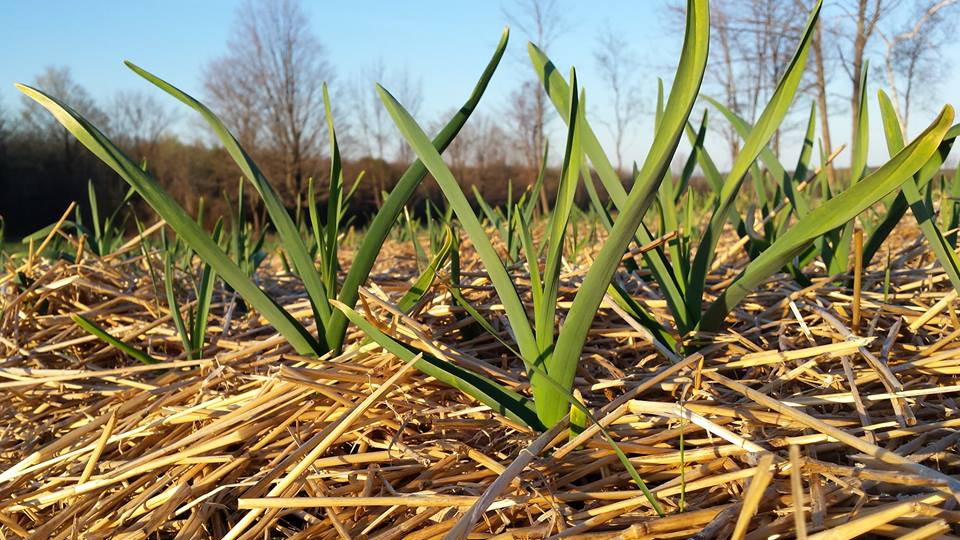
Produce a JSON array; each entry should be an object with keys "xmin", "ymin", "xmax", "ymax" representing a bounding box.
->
[
  {"xmin": 2, "ymin": 1, "xmax": 959, "ymax": 169},
  {"xmin": 0, "ymin": 1, "xmax": 663, "ymax": 118}
]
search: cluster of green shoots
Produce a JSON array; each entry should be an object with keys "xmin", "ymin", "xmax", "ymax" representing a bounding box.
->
[{"xmin": 15, "ymin": 0, "xmax": 960, "ymax": 513}]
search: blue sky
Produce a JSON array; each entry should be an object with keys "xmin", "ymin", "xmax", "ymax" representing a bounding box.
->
[
  {"xmin": 0, "ymin": 1, "xmax": 662, "ymax": 114},
  {"xmin": 2, "ymin": 1, "xmax": 959, "ymax": 169}
]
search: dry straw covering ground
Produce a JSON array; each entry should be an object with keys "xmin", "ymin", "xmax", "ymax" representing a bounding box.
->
[{"xmin": 2, "ymin": 220, "xmax": 960, "ymax": 540}]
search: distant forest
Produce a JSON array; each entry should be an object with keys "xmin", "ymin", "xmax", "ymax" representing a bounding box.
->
[
  {"xmin": 0, "ymin": 94, "xmax": 551, "ymax": 238},
  {"xmin": 0, "ymin": 60, "xmax": 563, "ymax": 239}
]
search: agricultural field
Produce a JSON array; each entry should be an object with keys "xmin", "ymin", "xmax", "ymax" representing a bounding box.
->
[{"xmin": 3, "ymin": 0, "xmax": 960, "ymax": 539}]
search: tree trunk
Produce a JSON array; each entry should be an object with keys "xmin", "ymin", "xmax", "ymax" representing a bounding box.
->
[
  {"xmin": 851, "ymin": 0, "xmax": 869, "ymax": 148},
  {"xmin": 812, "ymin": 17, "xmax": 835, "ymax": 184}
]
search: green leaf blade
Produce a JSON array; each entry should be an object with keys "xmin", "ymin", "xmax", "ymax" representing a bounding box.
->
[
  {"xmin": 16, "ymin": 83, "xmax": 323, "ymax": 356},
  {"xmin": 542, "ymin": 0, "xmax": 710, "ymax": 427},
  {"xmin": 701, "ymin": 105, "xmax": 955, "ymax": 331},
  {"xmin": 124, "ymin": 61, "xmax": 333, "ymax": 350},
  {"xmin": 325, "ymin": 28, "xmax": 509, "ymax": 354}
]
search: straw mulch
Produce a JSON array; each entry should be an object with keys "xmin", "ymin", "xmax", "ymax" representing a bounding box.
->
[{"xmin": 2, "ymin": 221, "xmax": 960, "ymax": 540}]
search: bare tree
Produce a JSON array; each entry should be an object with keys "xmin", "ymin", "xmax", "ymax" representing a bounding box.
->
[
  {"xmin": 440, "ymin": 111, "xmax": 510, "ymax": 181},
  {"xmin": 709, "ymin": 3, "xmax": 743, "ymax": 160},
  {"xmin": 354, "ymin": 60, "xmax": 424, "ymax": 161},
  {"xmin": 504, "ymin": 0, "xmax": 566, "ymax": 209},
  {"xmin": 670, "ymin": 0, "xmax": 955, "ymax": 172},
  {"xmin": 594, "ymin": 26, "xmax": 642, "ymax": 173},
  {"xmin": 109, "ymin": 90, "xmax": 173, "ymax": 163},
  {"xmin": 808, "ymin": 11, "xmax": 837, "ymax": 182},
  {"xmin": 436, "ymin": 108, "xmax": 472, "ymax": 181},
  {"xmin": 816, "ymin": 0, "xmax": 959, "ymax": 147},
  {"xmin": 504, "ymin": 0, "xmax": 567, "ymax": 62},
  {"xmin": 506, "ymin": 80, "xmax": 544, "ymax": 172},
  {"xmin": 354, "ymin": 61, "xmax": 391, "ymax": 165},
  {"xmin": 670, "ymin": 0, "xmax": 808, "ymax": 162},
  {"xmin": 352, "ymin": 59, "xmax": 424, "ymax": 203},
  {"xmin": 837, "ymin": 0, "xmax": 893, "ymax": 146},
  {"xmin": 204, "ymin": 0, "xmax": 332, "ymax": 198},
  {"xmin": 880, "ymin": 0, "xmax": 959, "ymax": 133},
  {"xmin": 20, "ymin": 66, "xmax": 108, "ymax": 173},
  {"xmin": 471, "ymin": 116, "xmax": 511, "ymax": 177},
  {"xmin": 744, "ymin": 0, "xmax": 813, "ymax": 154},
  {"xmin": 386, "ymin": 66, "xmax": 424, "ymax": 165},
  {"xmin": 204, "ymin": 56, "xmax": 263, "ymax": 151}
]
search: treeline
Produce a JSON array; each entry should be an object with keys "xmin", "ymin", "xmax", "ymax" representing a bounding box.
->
[
  {"xmin": 0, "ymin": 126, "xmax": 570, "ymax": 239},
  {"xmin": 0, "ymin": 85, "xmax": 575, "ymax": 239}
]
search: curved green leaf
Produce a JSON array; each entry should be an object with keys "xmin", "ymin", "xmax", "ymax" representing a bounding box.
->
[
  {"xmin": 326, "ymin": 27, "xmax": 509, "ymax": 353},
  {"xmin": 543, "ymin": 0, "xmax": 710, "ymax": 427},
  {"xmin": 337, "ymin": 301, "xmax": 664, "ymax": 515},
  {"xmin": 395, "ymin": 225, "xmax": 455, "ymax": 314},
  {"xmin": 17, "ymin": 83, "xmax": 322, "ymax": 355},
  {"xmin": 686, "ymin": 0, "xmax": 821, "ymax": 325},
  {"xmin": 333, "ymin": 301, "xmax": 542, "ymax": 430},
  {"xmin": 701, "ymin": 105, "xmax": 955, "ymax": 330},
  {"xmin": 536, "ymin": 78, "xmax": 582, "ymax": 355},
  {"xmin": 322, "ymin": 83, "xmax": 345, "ymax": 298},
  {"xmin": 529, "ymin": 37, "xmax": 689, "ymax": 332},
  {"xmin": 376, "ymin": 83, "xmax": 539, "ymax": 386},
  {"xmin": 164, "ymin": 249, "xmax": 192, "ymax": 357},
  {"xmin": 877, "ymin": 90, "xmax": 960, "ymax": 293},
  {"xmin": 192, "ymin": 219, "xmax": 223, "ymax": 357},
  {"xmin": 851, "ymin": 61, "xmax": 870, "ymax": 183},
  {"xmin": 125, "ymin": 61, "xmax": 332, "ymax": 351},
  {"xmin": 72, "ymin": 314, "xmax": 159, "ymax": 365},
  {"xmin": 862, "ymin": 125, "xmax": 960, "ymax": 266}
]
